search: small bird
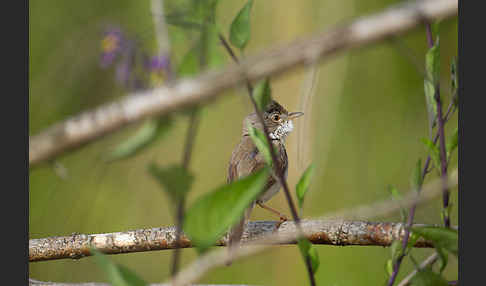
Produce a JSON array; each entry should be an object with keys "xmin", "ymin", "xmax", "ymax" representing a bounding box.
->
[{"xmin": 226, "ymin": 100, "xmax": 304, "ymax": 264}]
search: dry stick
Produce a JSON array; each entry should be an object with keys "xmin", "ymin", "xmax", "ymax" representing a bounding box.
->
[
  {"xmin": 168, "ymin": 170, "xmax": 457, "ymax": 286},
  {"xmin": 29, "ymin": 220, "xmax": 440, "ymax": 263},
  {"xmin": 29, "ymin": 0, "xmax": 458, "ymax": 167},
  {"xmin": 218, "ymin": 34, "xmax": 316, "ymax": 286}
]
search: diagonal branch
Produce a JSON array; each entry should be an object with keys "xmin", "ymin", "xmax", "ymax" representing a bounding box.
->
[
  {"xmin": 29, "ymin": 220, "xmax": 437, "ymax": 263},
  {"xmin": 29, "ymin": 0, "xmax": 458, "ymax": 166}
]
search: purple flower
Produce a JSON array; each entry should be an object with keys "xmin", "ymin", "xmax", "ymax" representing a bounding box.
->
[{"xmin": 100, "ymin": 26, "xmax": 124, "ymax": 68}]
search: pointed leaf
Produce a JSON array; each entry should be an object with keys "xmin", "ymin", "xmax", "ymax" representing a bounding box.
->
[
  {"xmin": 385, "ymin": 259, "xmax": 394, "ymax": 278},
  {"xmin": 450, "ymin": 57, "xmax": 457, "ymax": 94},
  {"xmin": 91, "ymin": 248, "xmax": 147, "ymax": 286},
  {"xmin": 425, "ymin": 39, "xmax": 440, "ymax": 85},
  {"xmin": 424, "ymin": 79, "xmax": 437, "ymax": 130},
  {"xmin": 410, "ymin": 269, "xmax": 448, "ymax": 286},
  {"xmin": 253, "ymin": 78, "xmax": 272, "ymax": 111},
  {"xmin": 436, "ymin": 247, "xmax": 449, "ymax": 273},
  {"xmin": 247, "ymin": 122, "xmax": 272, "ymax": 165},
  {"xmin": 296, "ymin": 163, "xmax": 315, "ymax": 209},
  {"xmin": 148, "ymin": 164, "xmax": 194, "ymax": 202},
  {"xmin": 229, "ymin": 0, "xmax": 253, "ymax": 50},
  {"xmin": 411, "ymin": 226, "xmax": 458, "ymax": 256},
  {"xmin": 184, "ymin": 167, "xmax": 270, "ymax": 252},
  {"xmin": 390, "ymin": 240, "xmax": 403, "ymax": 262},
  {"xmin": 298, "ymin": 238, "xmax": 319, "ymax": 274},
  {"xmin": 105, "ymin": 117, "xmax": 172, "ymax": 162}
]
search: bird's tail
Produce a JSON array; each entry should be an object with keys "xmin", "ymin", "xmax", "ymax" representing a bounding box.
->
[{"xmin": 226, "ymin": 205, "xmax": 253, "ymax": 266}]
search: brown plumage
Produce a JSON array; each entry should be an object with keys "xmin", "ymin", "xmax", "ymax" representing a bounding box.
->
[{"xmin": 226, "ymin": 100, "xmax": 303, "ymax": 265}]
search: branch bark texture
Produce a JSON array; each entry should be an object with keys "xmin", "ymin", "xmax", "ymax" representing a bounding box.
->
[
  {"xmin": 29, "ymin": 0, "xmax": 457, "ymax": 166},
  {"xmin": 30, "ymin": 220, "xmax": 435, "ymax": 262}
]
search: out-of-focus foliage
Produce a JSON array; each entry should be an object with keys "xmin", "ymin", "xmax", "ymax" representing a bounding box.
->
[{"xmin": 29, "ymin": 0, "xmax": 458, "ymax": 285}]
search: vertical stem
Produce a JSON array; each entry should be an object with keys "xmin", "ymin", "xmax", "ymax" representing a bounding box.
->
[
  {"xmin": 387, "ymin": 22, "xmax": 453, "ymax": 286},
  {"xmin": 219, "ymin": 34, "xmax": 315, "ymax": 286}
]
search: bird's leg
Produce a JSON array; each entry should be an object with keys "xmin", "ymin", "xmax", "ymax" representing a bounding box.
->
[{"xmin": 256, "ymin": 201, "xmax": 288, "ymax": 229}]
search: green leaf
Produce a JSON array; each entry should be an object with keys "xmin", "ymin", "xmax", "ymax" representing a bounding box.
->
[
  {"xmin": 253, "ymin": 78, "xmax": 272, "ymax": 111},
  {"xmin": 297, "ymin": 238, "xmax": 320, "ymax": 274},
  {"xmin": 247, "ymin": 122, "xmax": 272, "ymax": 165},
  {"xmin": 406, "ymin": 231, "xmax": 420, "ymax": 252},
  {"xmin": 411, "ymin": 226, "xmax": 458, "ymax": 256},
  {"xmin": 425, "ymin": 39, "xmax": 440, "ymax": 85},
  {"xmin": 390, "ymin": 240, "xmax": 403, "ymax": 262},
  {"xmin": 178, "ymin": 47, "xmax": 200, "ymax": 77},
  {"xmin": 91, "ymin": 248, "xmax": 147, "ymax": 286},
  {"xmin": 436, "ymin": 247, "xmax": 449, "ymax": 273},
  {"xmin": 385, "ymin": 259, "xmax": 394, "ymax": 278},
  {"xmin": 446, "ymin": 127, "xmax": 458, "ymax": 158},
  {"xmin": 296, "ymin": 163, "xmax": 315, "ymax": 210},
  {"xmin": 424, "ymin": 79, "xmax": 437, "ymax": 130},
  {"xmin": 148, "ymin": 164, "xmax": 194, "ymax": 202},
  {"xmin": 229, "ymin": 0, "xmax": 253, "ymax": 50},
  {"xmin": 424, "ymin": 39, "xmax": 440, "ymax": 130},
  {"xmin": 411, "ymin": 158, "xmax": 423, "ymax": 192},
  {"xmin": 184, "ymin": 167, "xmax": 270, "ymax": 252},
  {"xmin": 421, "ymin": 138, "xmax": 440, "ymax": 171},
  {"xmin": 410, "ymin": 269, "xmax": 448, "ymax": 286},
  {"xmin": 105, "ymin": 117, "xmax": 172, "ymax": 162}
]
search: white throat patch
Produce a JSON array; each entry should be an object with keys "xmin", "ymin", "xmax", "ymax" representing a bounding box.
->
[{"xmin": 270, "ymin": 120, "xmax": 294, "ymax": 140}]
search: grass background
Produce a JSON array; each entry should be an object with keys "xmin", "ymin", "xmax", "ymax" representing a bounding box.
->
[{"xmin": 29, "ymin": 0, "xmax": 458, "ymax": 285}]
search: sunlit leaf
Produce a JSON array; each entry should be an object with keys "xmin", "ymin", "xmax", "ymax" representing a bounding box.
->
[
  {"xmin": 184, "ymin": 167, "xmax": 270, "ymax": 252},
  {"xmin": 253, "ymin": 78, "xmax": 272, "ymax": 111},
  {"xmin": 298, "ymin": 238, "xmax": 320, "ymax": 274},
  {"xmin": 105, "ymin": 117, "xmax": 172, "ymax": 162},
  {"xmin": 411, "ymin": 226, "xmax": 458, "ymax": 256},
  {"xmin": 410, "ymin": 269, "xmax": 448, "ymax": 286},
  {"xmin": 229, "ymin": 0, "xmax": 253, "ymax": 50},
  {"xmin": 148, "ymin": 164, "xmax": 194, "ymax": 202},
  {"xmin": 296, "ymin": 163, "xmax": 315, "ymax": 209},
  {"xmin": 385, "ymin": 259, "xmax": 394, "ymax": 278},
  {"xmin": 91, "ymin": 248, "xmax": 147, "ymax": 286},
  {"xmin": 247, "ymin": 123, "xmax": 272, "ymax": 165}
]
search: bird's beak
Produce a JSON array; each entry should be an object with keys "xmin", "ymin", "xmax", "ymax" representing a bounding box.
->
[{"xmin": 288, "ymin": 111, "xmax": 304, "ymax": 119}]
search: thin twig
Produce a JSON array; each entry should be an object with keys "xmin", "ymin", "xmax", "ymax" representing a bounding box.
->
[
  {"xmin": 29, "ymin": 279, "xmax": 254, "ymax": 286},
  {"xmin": 218, "ymin": 34, "xmax": 316, "ymax": 286},
  {"xmin": 29, "ymin": 0, "xmax": 458, "ymax": 166},
  {"xmin": 396, "ymin": 253, "xmax": 439, "ymax": 286}
]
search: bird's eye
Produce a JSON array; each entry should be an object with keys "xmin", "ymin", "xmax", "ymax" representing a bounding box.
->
[{"xmin": 271, "ymin": 114, "xmax": 280, "ymax": 122}]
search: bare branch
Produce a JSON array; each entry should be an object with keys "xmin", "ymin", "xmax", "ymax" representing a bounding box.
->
[
  {"xmin": 29, "ymin": 0, "xmax": 457, "ymax": 166},
  {"xmin": 396, "ymin": 253, "xmax": 440, "ymax": 286},
  {"xmin": 29, "ymin": 220, "xmax": 436, "ymax": 263}
]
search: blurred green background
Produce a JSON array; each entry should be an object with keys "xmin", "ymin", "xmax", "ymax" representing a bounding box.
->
[{"xmin": 29, "ymin": 0, "xmax": 458, "ymax": 285}]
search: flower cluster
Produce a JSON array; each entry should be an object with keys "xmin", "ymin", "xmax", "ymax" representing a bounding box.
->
[{"xmin": 99, "ymin": 25, "xmax": 172, "ymax": 91}]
